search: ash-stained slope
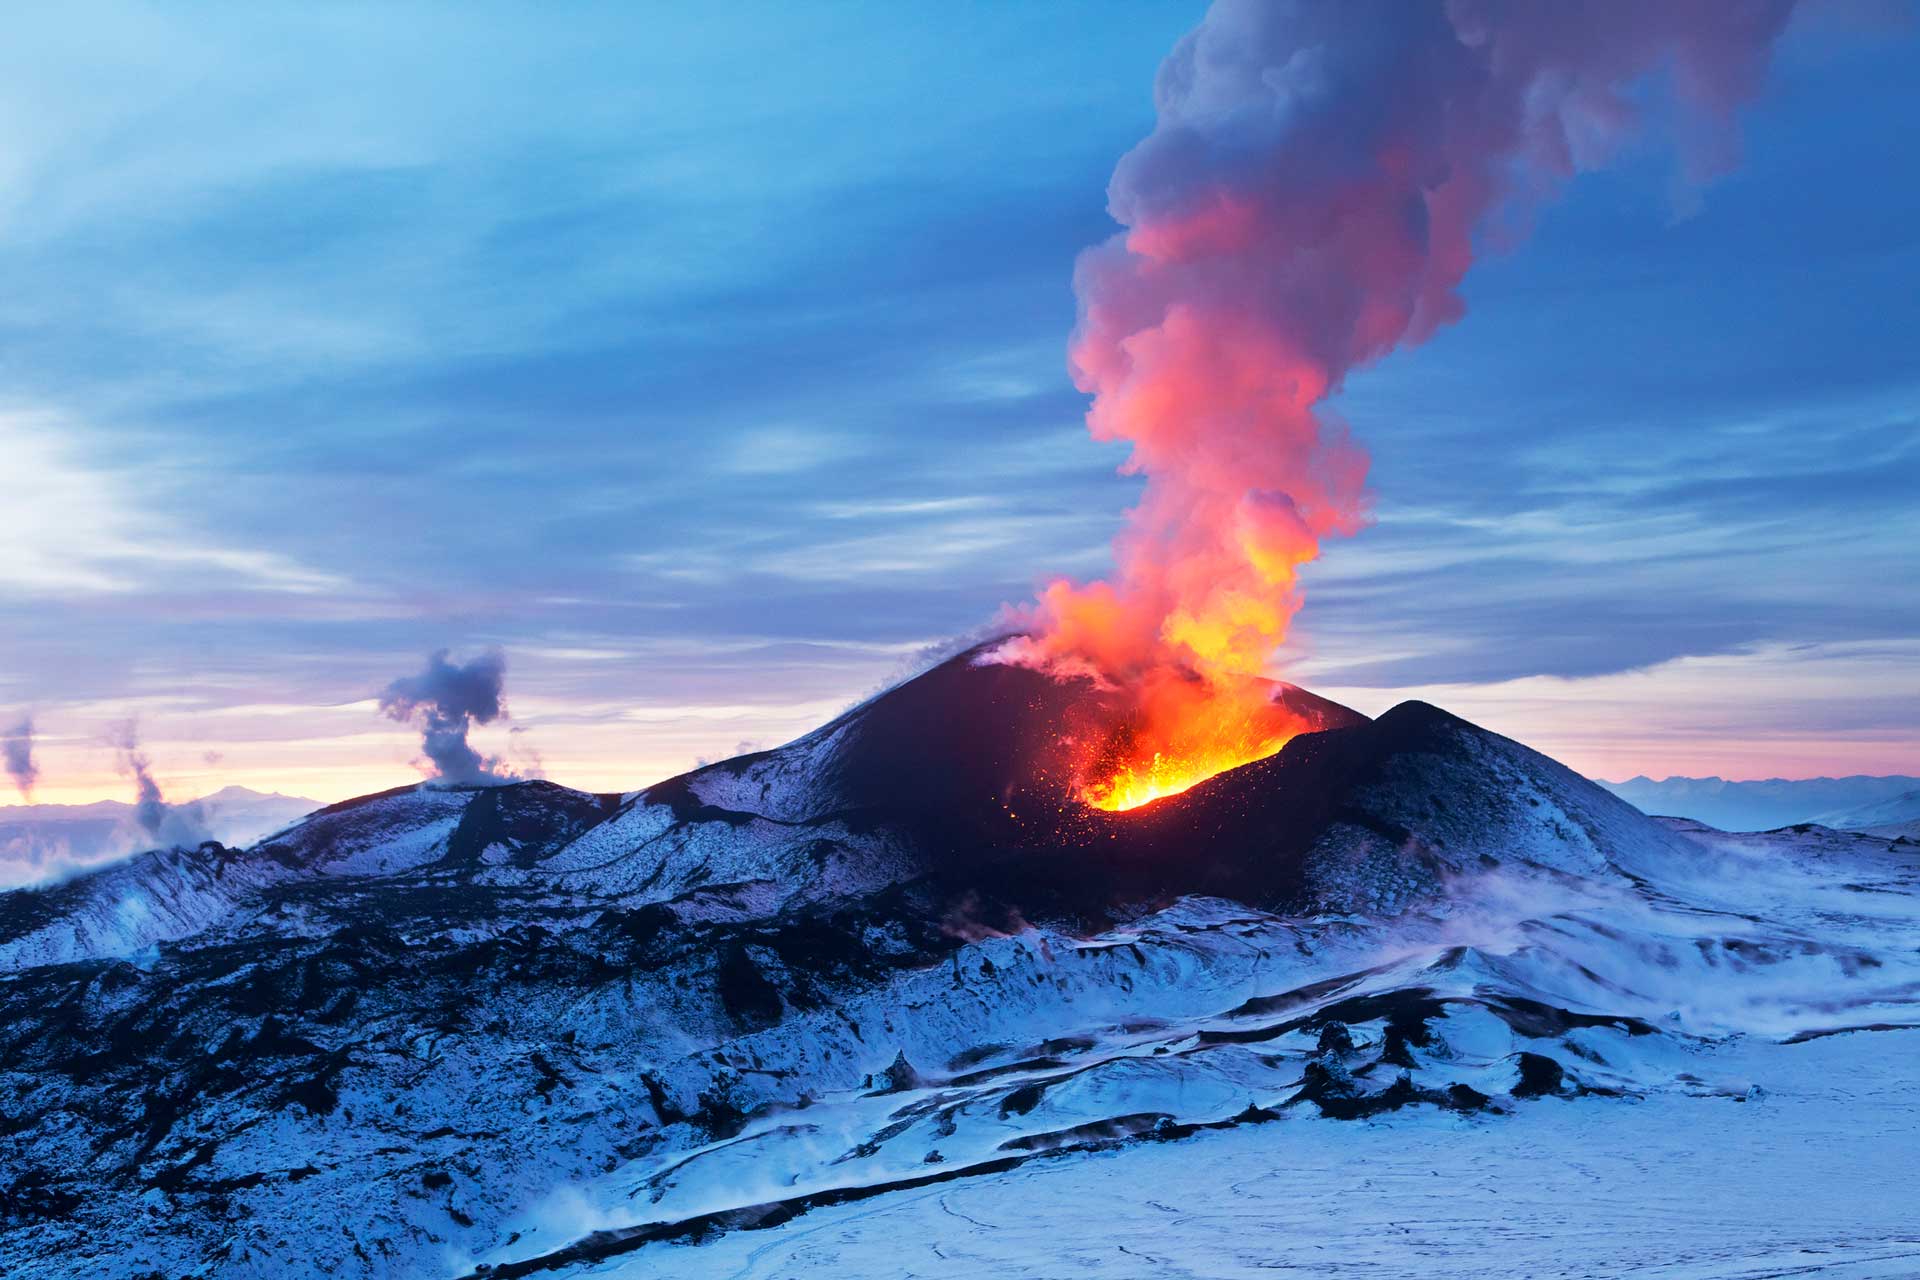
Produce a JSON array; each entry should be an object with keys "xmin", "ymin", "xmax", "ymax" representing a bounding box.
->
[
  {"xmin": 975, "ymin": 697, "xmax": 1698, "ymax": 918},
  {"xmin": 2, "ymin": 651, "xmax": 1916, "ymax": 1279},
  {"xmin": 676, "ymin": 643, "xmax": 1364, "ymax": 827}
]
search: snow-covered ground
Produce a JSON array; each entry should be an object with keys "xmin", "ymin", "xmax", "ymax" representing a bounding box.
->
[
  {"xmin": 608, "ymin": 1028, "xmax": 1920, "ymax": 1280},
  {"xmin": 455, "ymin": 816, "xmax": 1920, "ymax": 1280},
  {"xmin": 2, "ymin": 663, "xmax": 1915, "ymax": 1279}
]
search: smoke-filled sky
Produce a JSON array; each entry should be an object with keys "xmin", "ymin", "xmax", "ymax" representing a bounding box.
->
[{"xmin": 0, "ymin": 2, "xmax": 1916, "ymax": 806}]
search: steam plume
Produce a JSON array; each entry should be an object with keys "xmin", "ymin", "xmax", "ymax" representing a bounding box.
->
[
  {"xmin": 1011, "ymin": 0, "xmax": 1795, "ymax": 682},
  {"xmin": 3, "ymin": 716, "xmax": 35, "ymax": 800},
  {"xmin": 379, "ymin": 649, "xmax": 511, "ymax": 783},
  {"xmin": 112, "ymin": 723, "xmax": 211, "ymax": 849}
]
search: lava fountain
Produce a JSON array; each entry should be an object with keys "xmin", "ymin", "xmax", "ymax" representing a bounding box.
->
[{"xmin": 994, "ymin": 0, "xmax": 1797, "ymax": 809}]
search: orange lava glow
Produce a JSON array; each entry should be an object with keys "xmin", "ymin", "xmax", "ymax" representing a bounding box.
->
[
  {"xmin": 1081, "ymin": 735, "xmax": 1291, "ymax": 811},
  {"xmin": 1069, "ymin": 667, "xmax": 1312, "ymax": 813}
]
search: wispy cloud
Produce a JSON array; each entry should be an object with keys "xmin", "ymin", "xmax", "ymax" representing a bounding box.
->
[{"xmin": 0, "ymin": 413, "xmax": 349, "ymax": 600}]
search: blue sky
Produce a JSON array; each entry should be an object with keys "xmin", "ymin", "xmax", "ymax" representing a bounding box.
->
[{"xmin": 0, "ymin": 2, "xmax": 1915, "ymax": 803}]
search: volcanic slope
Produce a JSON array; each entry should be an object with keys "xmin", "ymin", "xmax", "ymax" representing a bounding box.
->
[{"xmin": 0, "ymin": 647, "xmax": 1916, "ymax": 1279}]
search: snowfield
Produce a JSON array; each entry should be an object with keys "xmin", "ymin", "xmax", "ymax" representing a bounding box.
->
[{"xmin": 608, "ymin": 1030, "xmax": 1920, "ymax": 1280}]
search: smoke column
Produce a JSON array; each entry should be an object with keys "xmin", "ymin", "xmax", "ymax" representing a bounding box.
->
[
  {"xmin": 3, "ymin": 717, "xmax": 36, "ymax": 800},
  {"xmin": 129, "ymin": 754, "xmax": 167, "ymax": 836},
  {"xmin": 1004, "ymin": 0, "xmax": 1797, "ymax": 804},
  {"xmin": 112, "ymin": 724, "xmax": 211, "ymax": 848},
  {"xmin": 379, "ymin": 649, "xmax": 511, "ymax": 784}
]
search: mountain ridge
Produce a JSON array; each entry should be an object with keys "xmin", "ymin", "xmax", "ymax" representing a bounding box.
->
[
  {"xmin": 1596, "ymin": 772, "xmax": 1920, "ymax": 832},
  {"xmin": 0, "ymin": 783, "xmax": 319, "ymax": 817}
]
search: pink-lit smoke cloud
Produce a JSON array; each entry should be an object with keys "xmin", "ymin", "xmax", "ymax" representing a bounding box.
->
[{"xmin": 1001, "ymin": 0, "xmax": 1800, "ymax": 803}]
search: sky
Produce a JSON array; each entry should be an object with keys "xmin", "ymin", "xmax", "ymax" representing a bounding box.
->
[{"xmin": 0, "ymin": 2, "xmax": 1916, "ymax": 809}]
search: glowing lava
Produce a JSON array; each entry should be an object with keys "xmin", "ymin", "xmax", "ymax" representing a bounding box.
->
[
  {"xmin": 1082, "ymin": 737, "xmax": 1290, "ymax": 811},
  {"xmin": 1071, "ymin": 669, "xmax": 1313, "ymax": 812}
]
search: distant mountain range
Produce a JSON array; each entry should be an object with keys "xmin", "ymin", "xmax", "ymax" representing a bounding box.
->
[
  {"xmin": 1597, "ymin": 774, "xmax": 1920, "ymax": 833},
  {"xmin": 1816, "ymin": 787, "xmax": 1920, "ymax": 839},
  {"xmin": 0, "ymin": 786, "xmax": 320, "ymax": 887}
]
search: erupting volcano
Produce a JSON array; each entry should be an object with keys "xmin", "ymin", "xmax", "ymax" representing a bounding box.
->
[
  {"xmin": 997, "ymin": 0, "xmax": 1798, "ymax": 809},
  {"xmin": 5, "ymin": 0, "xmax": 1911, "ymax": 1276}
]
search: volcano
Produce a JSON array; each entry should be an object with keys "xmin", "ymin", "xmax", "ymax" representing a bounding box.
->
[{"xmin": 1, "ymin": 652, "xmax": 1916, "ymax": 1278}]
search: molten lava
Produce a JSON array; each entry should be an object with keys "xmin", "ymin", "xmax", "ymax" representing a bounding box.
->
[
  {"xmin": 1082, "ymin": 737, "xmax": 1290, "ymax": 811},
  {"xmin": 1070, "ymin": 668, "xmax": 1314, "ymax": 813}
]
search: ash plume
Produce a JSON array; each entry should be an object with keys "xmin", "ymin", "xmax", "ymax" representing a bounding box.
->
[
  {"xmin": 1000, "ymin": 0, "xmax": 1799, "ymax": 794},
  {"xmin": 4, "ymin": 716, "xmax": 36, "ymax": 801},
  {"xmin": 111, "ymin": 724, "xmax": 211, "ymax": 850},
  {"xmin": 379, "ymin": 649, "xmax": 511, "ymax": 784}
]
